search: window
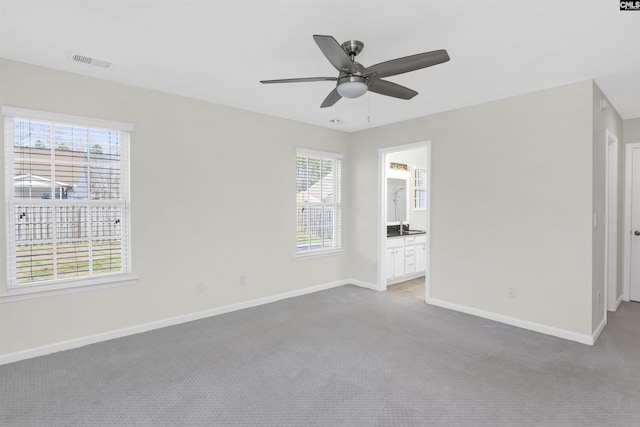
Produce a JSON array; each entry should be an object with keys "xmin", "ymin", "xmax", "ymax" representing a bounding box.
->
[
  {"xmin": 414, "ymin": 168, "xmax": 426, "ymax": 210},
  {"xmin": 3, "ymin": 107, "xmax": 132, "ymax": 291},
  {"xmin": 296, "ymin": 149, "xmax": 342, "ymax": 255}
]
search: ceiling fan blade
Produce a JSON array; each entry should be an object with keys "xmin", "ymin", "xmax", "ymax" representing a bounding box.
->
[
  {"xmin": 364, "ymin": 49, "xmax": 450, "ymax": 79},
  {"xmin": 260, "ymin": 77, "xmax": 337, "ymax": 84},
  {"xmin": 320, "ymin": 87, "xmax": 342, "ymax": 108},
  {"xmin": 368, "ymin": 79, "xmax": 418, "ymax": 100},
  {"xmin": 313, "ymin": 35, "xmax": 357, "ymax": 74}
]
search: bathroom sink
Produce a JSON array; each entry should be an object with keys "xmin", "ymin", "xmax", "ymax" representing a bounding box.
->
[
  {"xmin": 387, "ymin": 230, "xmax": 425, "ymax": 237},
  {"xmin": 405, "ymin": 230, "xmax": 425, "ymax": 235}
]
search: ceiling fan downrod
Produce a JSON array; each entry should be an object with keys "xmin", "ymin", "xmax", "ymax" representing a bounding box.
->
[{"xmin": 341, "ymin": 40, "xmax": 364, "ymax": 60}]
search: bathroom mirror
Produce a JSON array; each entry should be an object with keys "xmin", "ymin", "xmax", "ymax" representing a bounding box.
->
[{"xmin": 387, "ymin": 178, "xmax": 408, "ymax": 223}]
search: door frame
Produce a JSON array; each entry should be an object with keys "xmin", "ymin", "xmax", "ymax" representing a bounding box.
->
[
  {"xmin": 623, "ymin": 142, "xmax": 640, "ymax": 301},
  {"xmin": 377, "ymin": 141, "xmax": 431, "ymax": 298},
  {"xmin": 604, "ymin": 129, "xmax": 619, "ymax": 313}
]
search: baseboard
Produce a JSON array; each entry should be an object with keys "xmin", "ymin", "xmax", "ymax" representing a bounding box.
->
[
  {"xmin": 591, "ymin": 317, "xmax": 606, "ymax": 344},
  {"xmin": 615, "ymin": 294, "xmax": 623, "ymax": 310},
  {"xmin": 3, "ymin": 280, "xmax": 601, "ymax": 365},
  {"xmin": 607, "ymin": 294, "xmax": 624, "ymax": 312},
  {"xmin": 426, "ymin": 297, "xmax": 596, "ymax": 346},
  {"xmin": 347, "ymin": 279, "xmax": 381, "ymax": 291},
  {"xmin": 0, "ymin": 280, "xmax": 348, "ymax": 366}
]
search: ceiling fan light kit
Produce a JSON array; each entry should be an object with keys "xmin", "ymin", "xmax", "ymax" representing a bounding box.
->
[
  {"xmin": 260, "ymin": 35, "xmax": 450, "ymax": 108},
  {"xmin": 337, "ymin": 77, "xmax": 368, "ymax": 98}
]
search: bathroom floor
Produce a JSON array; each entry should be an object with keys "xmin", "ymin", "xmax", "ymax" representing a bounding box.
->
[{"xmin": 387, "ymin": 277, "xmax": 425, "ymax": 300}]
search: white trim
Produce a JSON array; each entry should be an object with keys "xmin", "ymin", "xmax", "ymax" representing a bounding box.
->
[
  {"xmin": 1, "ymin": 106, "xmax": 133, "ymax": 132},
  {"xmin": 0, "ymin": 273, "xmax": 138, "ymax": 303},
  {"xmin": 378, "ymin": 141, "xmax": 431, "ymax": 294},
  {"xmin": 604, "ymin": 129, "xmax": 618, "ymax": 314},
  {"xmin": 614, "ymin": 293, "xmax": 624, "ymax": 310},
  {"xmin": 4, "ymin": 117, "xmax": 14, "ymax": 289},
  {"xmin": 0, "ymin": 278, "xmax": 608, "ymax": 365},
  {"xmin": 348, "ymin": 279, "xmax": 381, "ymax": 291},
  {"xmin": 293, "ymin": 248, "xmax": 345, "ymax": 259},
  {"xmin": 592, "ymin": 317, "xmax": 606, "ymax": 344},
  {"xmin": 623, "ymin": 143, "xmax": 640, "ymax": 301},
  {"xmin": 0, "ymin": 279, "xmax": 358, "ymax": 365},
  {"xmin": 425, "ymin": 143, "xmax": 432, "ymax": 302},
  {"xmin": 295, "ymin": 147, "xmax": 343, "ymax": 159},
  {"xmin": 426, "ymin": 297, "xmax": 598, "ymax": 345},
  {"xmin": 377, "ymin": 148, "xmax": 386, "ymax": 291}
]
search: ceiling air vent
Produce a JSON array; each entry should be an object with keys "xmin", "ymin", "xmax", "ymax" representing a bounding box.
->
[{"xmin": 71, "ymin": 53, "xmax": 111, "ymax": 68}]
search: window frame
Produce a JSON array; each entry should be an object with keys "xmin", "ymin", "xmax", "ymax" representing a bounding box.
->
[
  {"xmin": 414, "ymin": 168, "xmax": 427, "ymax": 211},
  {"xmin": 295, "ymin": 148, "xmax": 343, "ymax": 257},
  {"xmin": 2, "ymin": 106, "xmax": 136, "ymax": 300}
]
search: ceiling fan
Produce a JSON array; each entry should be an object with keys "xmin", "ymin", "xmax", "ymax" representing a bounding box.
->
[{"xmin": 260, "ymin": 35, "xmax": 450, "ymax": 108}]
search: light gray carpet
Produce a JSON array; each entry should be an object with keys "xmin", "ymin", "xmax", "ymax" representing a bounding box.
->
[{"xmin": 1, "ymin": 285, "xmax": 639, "ymax": 426}]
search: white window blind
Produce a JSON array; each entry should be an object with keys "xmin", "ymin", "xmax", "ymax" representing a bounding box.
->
[
  {"xmin": 296, "ymin": 149, "xmax": 342, "ymax": 254},
  {"xmin": 3, "ymin": 107, "xmax": 132, "ymax": 289}
]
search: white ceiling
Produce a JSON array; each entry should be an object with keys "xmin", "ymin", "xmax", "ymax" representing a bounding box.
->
[{"xmin": 1, "ymin": 0, "xmax": 639, "ymax": 132}]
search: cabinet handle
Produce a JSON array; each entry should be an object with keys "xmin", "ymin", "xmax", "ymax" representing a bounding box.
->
[{"xmin": 635, "ymin": 230, "xmax": 640, "ymax": 236}]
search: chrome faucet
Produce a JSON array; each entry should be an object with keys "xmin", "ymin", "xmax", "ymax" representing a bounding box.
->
[{"xmin": 399, "ymin": 220, "xmax": 404, "ymax": 235}]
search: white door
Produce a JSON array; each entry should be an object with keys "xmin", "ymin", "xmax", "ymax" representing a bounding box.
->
[{"xmin": 630, "ymin": 146, "xmax": 640, "ymax": 302}]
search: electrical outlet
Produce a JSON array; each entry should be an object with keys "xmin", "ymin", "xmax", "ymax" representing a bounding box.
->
[
  {"xmin": 239, "ymin": 275, "xmax": 246, "ymax": 286},
  {"xmin": 508, "ymin": 287, "xmax": 517, "ymax": 298},
  {"xmin": 597, "ymin": 291, "xmax": 601, "ymax": 306},
  {"xmin": 196, "ymin": 282, "xmax": 205, "ymax": 293}
]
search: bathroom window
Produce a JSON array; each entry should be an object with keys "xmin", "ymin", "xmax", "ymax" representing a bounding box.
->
[
  {"xmin": 295, "ymin": 149, "xmax": 342, "ymax": 255},
  {"xmin": 415, "ymin": 168, "xmax": 426, "ymax": 210},
  {"xmin": 3, "ymin": 107, "xmax": 133, "ymax": 293}
]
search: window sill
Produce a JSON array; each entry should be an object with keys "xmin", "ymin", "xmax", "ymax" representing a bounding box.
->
[
  {"xmin": 294, "ymin": 248, "xmax": 344, "ymax": 260},
  {"xmin": 0, "ymin": 273, "xmax": 138, "ymax": 303}
]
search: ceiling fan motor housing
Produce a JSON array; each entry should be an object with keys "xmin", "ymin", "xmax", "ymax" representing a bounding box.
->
[{"xmin": 341, "ymin": 40, "xmax": 364, "ymax": 58}]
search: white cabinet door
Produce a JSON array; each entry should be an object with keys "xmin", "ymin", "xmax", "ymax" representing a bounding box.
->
[
  {"xmin": 385, "ymin": 249, "xmax": 395, "ymax": 281},
  {"xmin": 393, "ymin": 249, "xmax": 404, "ymax": 279},
  {"xmin": 386, "ymin": 238, "xmax": 405, "ymax": 282},
  {"xmin": 415, "ymin": 244, "xmax": 426, "ymax": 273}
]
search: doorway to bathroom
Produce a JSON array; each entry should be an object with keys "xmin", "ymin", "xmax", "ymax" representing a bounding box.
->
[{"xmin": 378, "ymin": 141, "xmax": 431, "ymax": 301}]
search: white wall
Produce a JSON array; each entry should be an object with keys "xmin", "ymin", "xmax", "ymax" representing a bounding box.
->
[
  {"xmin": 348, "ymin": 81, "xmax": 595, "ymax": 336},
  {"xmin": 0, "ymin": 58, "xmax": 614, "ymax": 358},
  {"xmin": 624, "ymin": 118, "xmax": 640, "ymax": 144},
  {"xmin": 386, "ymin": 147, "xmax": 427, "ymax": 231},
  {"xmin": 0, "ymin": 59, "xmax": 350, "ymax": 356}
]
